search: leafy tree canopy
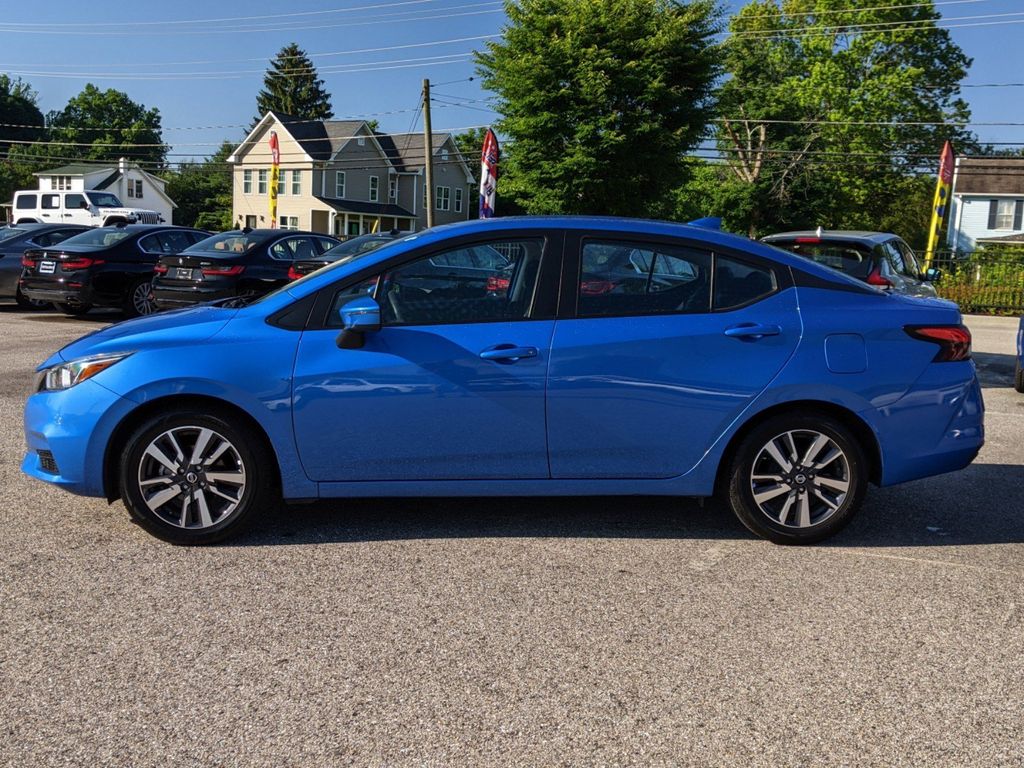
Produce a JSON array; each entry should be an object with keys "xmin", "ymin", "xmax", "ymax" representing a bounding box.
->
[
  {"xmin": 683, "ymin": 0, "xmax": 976, "ymax": 241},
  {"xmin": 477, "ymin": 0, "xmax": 721, "ymax": 217},
  {"xmin": 256, "ymin": 43, "xmax": 333, "ymax": 124},
  {"xmin": 162, "ymin": 140, "xmax": 234, "ymax": 231}
]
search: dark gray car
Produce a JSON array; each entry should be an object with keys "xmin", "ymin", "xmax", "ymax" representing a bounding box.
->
[
  {"xmin": 0, "ymin": 223, "xmax": 91, "ymax": 308},
  {"xmin": 762, "ymin": 230, "xmax": 938, "ymax": 298}
]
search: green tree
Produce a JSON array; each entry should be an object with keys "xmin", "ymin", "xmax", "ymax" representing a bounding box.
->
[
  {"xmin": 255, "ymin": 43, "xmax": 333, "ymax": 123},
  {"xmin": 687, "ymin": 0, "xmax": 976, "ymax": 238},
  {"xmin": 162, "ymin": 140, "xmax": 234, "ymax": 231},
  {"xmin": 0, "ymin": 75, "xmax": 45, "ymax": 207},
  {"xmin": 477, "ymin": 0, "xmax": 721, "ymax": 217},
  {"xmin": 24, "ymin": 84, "xmax": 168, "ymax": 167}
]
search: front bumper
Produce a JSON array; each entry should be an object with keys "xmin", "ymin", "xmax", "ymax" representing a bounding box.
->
[{"xmin": 22, "ymin": 378, "xmax": 136, "ymax": 497}]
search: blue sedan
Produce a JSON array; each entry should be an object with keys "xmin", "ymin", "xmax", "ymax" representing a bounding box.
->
[
  {"xmin": 1016, "ymin": 316, "xmax": 1023, "ymax": 393},
  {"xmin": 22, "ymin": 217, "xmax": 984, "ymax": 545}
]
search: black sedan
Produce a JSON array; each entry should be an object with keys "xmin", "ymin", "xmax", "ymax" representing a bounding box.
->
[
  {"xmin": 287, "ymin": 231, "xmax": 401, "ymax": 280},
  {"xmin": 0, "ymin": 224, "xmax": 91, "ymax": 308},
  {"xmin": 153, "ymin": 229, "xmax": 341, "ymax": 308},
  {"xmin": 20, "ymin": 225, "xmax": 210, "ymax": 317}
]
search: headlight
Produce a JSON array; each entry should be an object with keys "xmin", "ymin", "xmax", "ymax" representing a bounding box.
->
[{"xmin": 39, "ymin": 352, "xmax": 132, "ymax": 392}]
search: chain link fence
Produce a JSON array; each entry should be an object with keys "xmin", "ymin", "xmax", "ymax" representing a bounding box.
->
[{"xmin": 921, "ymin": 249, "xmax": 1024, "ymax": 315}]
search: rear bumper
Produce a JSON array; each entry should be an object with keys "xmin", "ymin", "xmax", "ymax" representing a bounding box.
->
[
  {"xmin": 873, "ymin": 361, "xmax": 984, "ymax": 486},
  {"xmin": 21, "ymin": 277, "xmax": 95, "ymax": 306},
  {"xmin": 153, "ymin": 284, "xmax": 236, "ymax": 308}
]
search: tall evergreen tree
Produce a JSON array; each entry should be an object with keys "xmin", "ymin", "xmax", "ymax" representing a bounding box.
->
[
  {"xmin": 255, "ymin": 44, "xmax": 333, "ymax": 122},
  {"xmin": 477, "ymin": 0, "xmax": 721, "ymax": 217}
]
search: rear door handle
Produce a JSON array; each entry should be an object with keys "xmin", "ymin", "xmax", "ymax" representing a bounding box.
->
[
  {"xmin": 724, "ymin": 323, "xmax": 782, "ymax": 339},
  {"xmin": 479, "ymin": 344, "xmax": 539, "ymax": 362}
]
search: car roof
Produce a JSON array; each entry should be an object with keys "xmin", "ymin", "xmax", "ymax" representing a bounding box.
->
[
  {"xmin": 762, "ymin": 230, "xmax": 897, "ymax": 246},
  {"xmin": 284, "ymin": 215, "xmax": 875, "ymax": 298}
]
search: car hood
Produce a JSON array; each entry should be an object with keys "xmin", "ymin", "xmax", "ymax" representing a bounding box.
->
[{"xmin": 40, "ymin": 305, "xmax": 238, "ymax": 369}]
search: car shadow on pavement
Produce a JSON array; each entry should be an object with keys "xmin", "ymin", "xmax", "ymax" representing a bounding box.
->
[
  {"xmin": 229, "ymin": 462, "xmax": 1024, "ymax": 549},
  {"xmin": 973, "ymin": 351, "xmax": 1018, "ymax": 387}
]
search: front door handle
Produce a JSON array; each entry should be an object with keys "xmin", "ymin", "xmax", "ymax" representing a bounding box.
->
[
  {"xmin": 724, "ymin": 323, "xmax": 782, "ymax": 339},
  {"xmin": 479, "ymin": 344, "xmax": 539, "ymax": 362}
]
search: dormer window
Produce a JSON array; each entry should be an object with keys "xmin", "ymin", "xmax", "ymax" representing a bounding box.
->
[
  {"xmin": 50, "ymin": 176, "xmax": 71, "ymax": 191},
  {"xmin": 357, "ymin": 136, "xmax": 365, "ymax": 147}
]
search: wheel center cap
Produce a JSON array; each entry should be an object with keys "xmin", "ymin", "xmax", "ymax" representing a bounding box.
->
[
  {"xmin": 794, "ymin": 473, "xmax": 807, "ymax": 485},
  {"xmin": 185, "ymin": 471, "xmax": 199, "ymax": 484}
]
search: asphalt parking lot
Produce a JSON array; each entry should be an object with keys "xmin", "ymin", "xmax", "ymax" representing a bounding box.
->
[{"xmin": 1, "ymin": 306, "xmax": 1021, "ymax": 767}]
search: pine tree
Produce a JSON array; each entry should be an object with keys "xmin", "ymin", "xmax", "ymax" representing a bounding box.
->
[{"xmin": 255, "ymin": 43, "xmax": 333, "ymax": 123}]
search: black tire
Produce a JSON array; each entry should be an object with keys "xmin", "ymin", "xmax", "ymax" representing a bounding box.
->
[
  {"xmin": 123, "ymin": 278, "xmax": 157, "ymax": 318},
  {"xmin": 119, "ymin": 409, "xmax": 278, "ymax": 545},
  {"xmin": 15, "ymin": 286, "xmax": 48, "ymax": 310},
  {"xmin": 54, "ymin": 302, "xmax": 92, "ymax": 316},
  {"xmin": 726, "ymin": 413, "xmax": 868, "ymax": 545},
  {"xmin": 1015, "ymin": 359, "xmax": 1024, "ymax": 394}
]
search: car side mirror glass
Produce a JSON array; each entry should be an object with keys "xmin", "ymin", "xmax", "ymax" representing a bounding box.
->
[
  {"xmin": 336, "ymin": 296, "xmax": 381, "ymax": 349},
  {"xmin": 924, "ymin": 267, "xmax": 941, "ymax": 282}
]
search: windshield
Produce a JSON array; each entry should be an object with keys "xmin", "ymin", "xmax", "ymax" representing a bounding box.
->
[
  {"xmin": 0, "ymin": 227, "xmax": 28, "ymax": 243},
  {"xmin": 774, "ymin": 240, "xmax": 874, "ymax": 280},
  {"xmin": 320, "ymin": 235, "xmax": 394, "ymax": 263},
  {"xmin": 249, "ymin": 234, "xmax": 416, "ymax": 306},
  {"xmin": 185, "ymin": 231, "xmax": 266, "ymax": 256},
  {"xmin": 86, "ymin": 192, "xmax": 123, "ymax": 208},
  {"xmin": 58, "ymin": 228, "xmax": 133, "ymax": 247}
]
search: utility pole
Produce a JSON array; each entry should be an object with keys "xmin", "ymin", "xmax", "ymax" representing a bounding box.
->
[{"xmin": 422, "ymin": 78, "xmax": 435, "ymax": 229}]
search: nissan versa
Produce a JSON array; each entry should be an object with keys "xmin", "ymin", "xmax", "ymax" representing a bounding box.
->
[{"xmin": 22, "ymin": 217, "xmax": 984, "ymax": 546}]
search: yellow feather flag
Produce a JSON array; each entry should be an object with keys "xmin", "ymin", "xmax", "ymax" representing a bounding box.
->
[
  {"xmin": 924, "ymin": 141, "xmax": 955, "ymax": 268},
  {"xmin": 269, "ymin": 131, "xmax": 280, "ymax": 228}
]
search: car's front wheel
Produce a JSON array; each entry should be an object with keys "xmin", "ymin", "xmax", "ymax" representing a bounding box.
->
[
  {"xmin": 726, "ymin": 413, "xmax": 867, "ymax": 544},
  {"xmin": 119, "ymin": 410, "xmax": 277, "ymax": 544}
]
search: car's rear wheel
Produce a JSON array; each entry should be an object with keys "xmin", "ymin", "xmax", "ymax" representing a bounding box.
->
[
  {"xmin": 123, "ymin": 278, "xmax": 157, "ymax": 318},
  {"xmin": 119, "ymin": 409, "xmax": 277, "ymax": 545},
  {"xmin": 1014, "ymin": 359, "xmax": 1024, "ymax": 394},
  {"xmin": 726, "ymin": 413, "xmax": 867, "ymax": 544},
  {"xmin": 15, "ymin": 287, "xmax": 48, "ymax": 310},
  {"xmin": 54, "ymin": 302, "xmax": 92, "ymax": 316}
]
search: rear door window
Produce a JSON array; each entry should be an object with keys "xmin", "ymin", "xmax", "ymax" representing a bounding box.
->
[
  {"xmin": 158, "ymin": 230, "xmax": 196, "ymax": 253},
  {"xmin": 713, "ymin": 256, "xmax": 777, "ymax": 310},
  {"xmin": 41, "ymin": 194, "xmax": 60, "ymax": 210},
  {"xmin": 270, "ymin": 237, "xmax": 319, "ymax": 261},
  {"xmin": 138, "ymin": 234, "xmax": 165, "ymax": 254},
  {"xmin": 577, "ymin": 240, "xmax": 711, "ymax": 317}
]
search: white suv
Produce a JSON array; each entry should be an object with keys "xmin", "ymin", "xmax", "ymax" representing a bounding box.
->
[{"xmin": 11, "ymin": 190, "xmax": 162, "ymax": 227}]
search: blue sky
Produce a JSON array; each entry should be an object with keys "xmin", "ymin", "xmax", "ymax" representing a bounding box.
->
[{"xmin": 0, "ymin": 0, "xmax": 1021, "ymax": 163}]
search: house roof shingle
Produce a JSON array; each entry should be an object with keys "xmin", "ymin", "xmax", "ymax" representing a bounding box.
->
[
  {"xmin": 955, "ymin": 156, "xmax": 1024, "ymax": 195},
  {"xmin": 313, "ymin": 196, "xmax": 416, "ymax": 218},
  {"xmin": 34, "ymin": 163, "xmax": 113, "ymax": 177}
]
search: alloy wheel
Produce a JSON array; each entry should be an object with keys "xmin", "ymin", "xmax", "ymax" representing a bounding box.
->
[
  {"xmin": 749, "ymin": 429, "xmax": 851, "ymax": 529},
  {"xmin": 132, "ymin": 280, "xmax": 157, "ymax": 315},
  {"xmin": 136, "ymin": 426, "xmax": 246, "ymax": 530}
]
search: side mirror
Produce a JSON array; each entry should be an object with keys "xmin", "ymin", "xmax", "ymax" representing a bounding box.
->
[
  {"xmin": 336, "ymin": 296, "xmax": 381, "ymax": 349},
  {"xmin": 923, "ymin": 267, "xmax": 942, "ymax": 282}
]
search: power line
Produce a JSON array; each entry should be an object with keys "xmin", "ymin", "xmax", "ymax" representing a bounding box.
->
[{"xmin": 728, "ymin": 14, "xmax": 1024, "ymax": 39}]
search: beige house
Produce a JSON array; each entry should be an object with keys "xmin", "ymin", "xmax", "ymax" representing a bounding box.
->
[{"xmin": 228, "ymin": 111, "xmax": 475, "ymax": 236}]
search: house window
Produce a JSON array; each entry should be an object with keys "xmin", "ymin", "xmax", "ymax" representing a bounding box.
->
[
  {"xmin": 993, "ymin": 199, "xmax": 1016, "ymax": 229},
  {"xmin": 258, "ymin": 169, "xmax": 268, "ymax": 195},
  {"xmin": 280, "ymin": 215, "xmax": 299, "ymax": 230},
  {"xmin": 436, "ymin": 186, "xmax": 450, "ymax": 211},
  {"xmin": 244, "ymin": 215, "xmax": 257, "ymax": 228},
  {"xmin": 243, "ymin": 169, "xmax": 252, "ymax": 194},
  {"xmin": 335, "ymin": 171, "xmax": 346, "ymax": 198},
  {"xmin": 441, "ymin": 148, "xmax": 449, "ymax": 162},
  {"xmin": 291, "ymin": 170, "xmax": 302, "ymax": 196},
  {"xmin": 50, "ymin": 176, "xmax": 71, "ymax": 191},
  {"xmin": 389, "ymin": 176, "xmax": 397, "ymax": 201},
  {"xmin": 277, "ymin": 172, "xmax": 286, "ymax": 195},
  {"xmin": 127, "ymin": 183, "xmax": 134, "ymax": 198},
  {"xmin": 369, "ymin": 176, "xmax": 380, "ymax": 202},
  {"xmin": 454, "ymin": 187, "xmax": 463, "ymax": 213},
  {"xmin": 134, "ymin": 180, "xmax": 143, "ymax": 198},
  {"xmin": 357, "ymin": 136, "xmax": 365, "ymax": 147}
]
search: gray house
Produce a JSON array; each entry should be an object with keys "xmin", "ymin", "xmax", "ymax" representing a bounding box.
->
[
  {"xmin": 229, "ymin": 112, "xmax": 475, "ymax": 236},
  {"xmin": 947, "ymin": 156, "xmax": 1024, "ymax": 253}
]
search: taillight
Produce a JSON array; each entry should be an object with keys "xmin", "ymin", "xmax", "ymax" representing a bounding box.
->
[
  {"xmin": 287, "ymin": 265, "xmax": 302, "ymax": 280},
  {"xmin": 153, "ymin": 264, "xmax": 168, "ymax": 274},
  {"xmin": 21, "ymin": 254, "xmax": 34, "ymax": 267},
  {"xmin": 486, "ymin": 275, "xmax": 510, "ymax": 293},
  {"xmin": 580, "ymin": 279, "xmax": 617, "ymax": 295},
  {"xmin": 200, "ymin": 265, "xmax": 245, "ymax": 276},
  {"xmin": 866, "ymin": 267, "xmax": 893, "ymax": 288},
  {"xmin": 63, "ymin": 257, "xmax": 104, "ymax": 270},
  {"xmin": 905, "ymin": 325, "xmax": 972, "ymax": 362}
]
